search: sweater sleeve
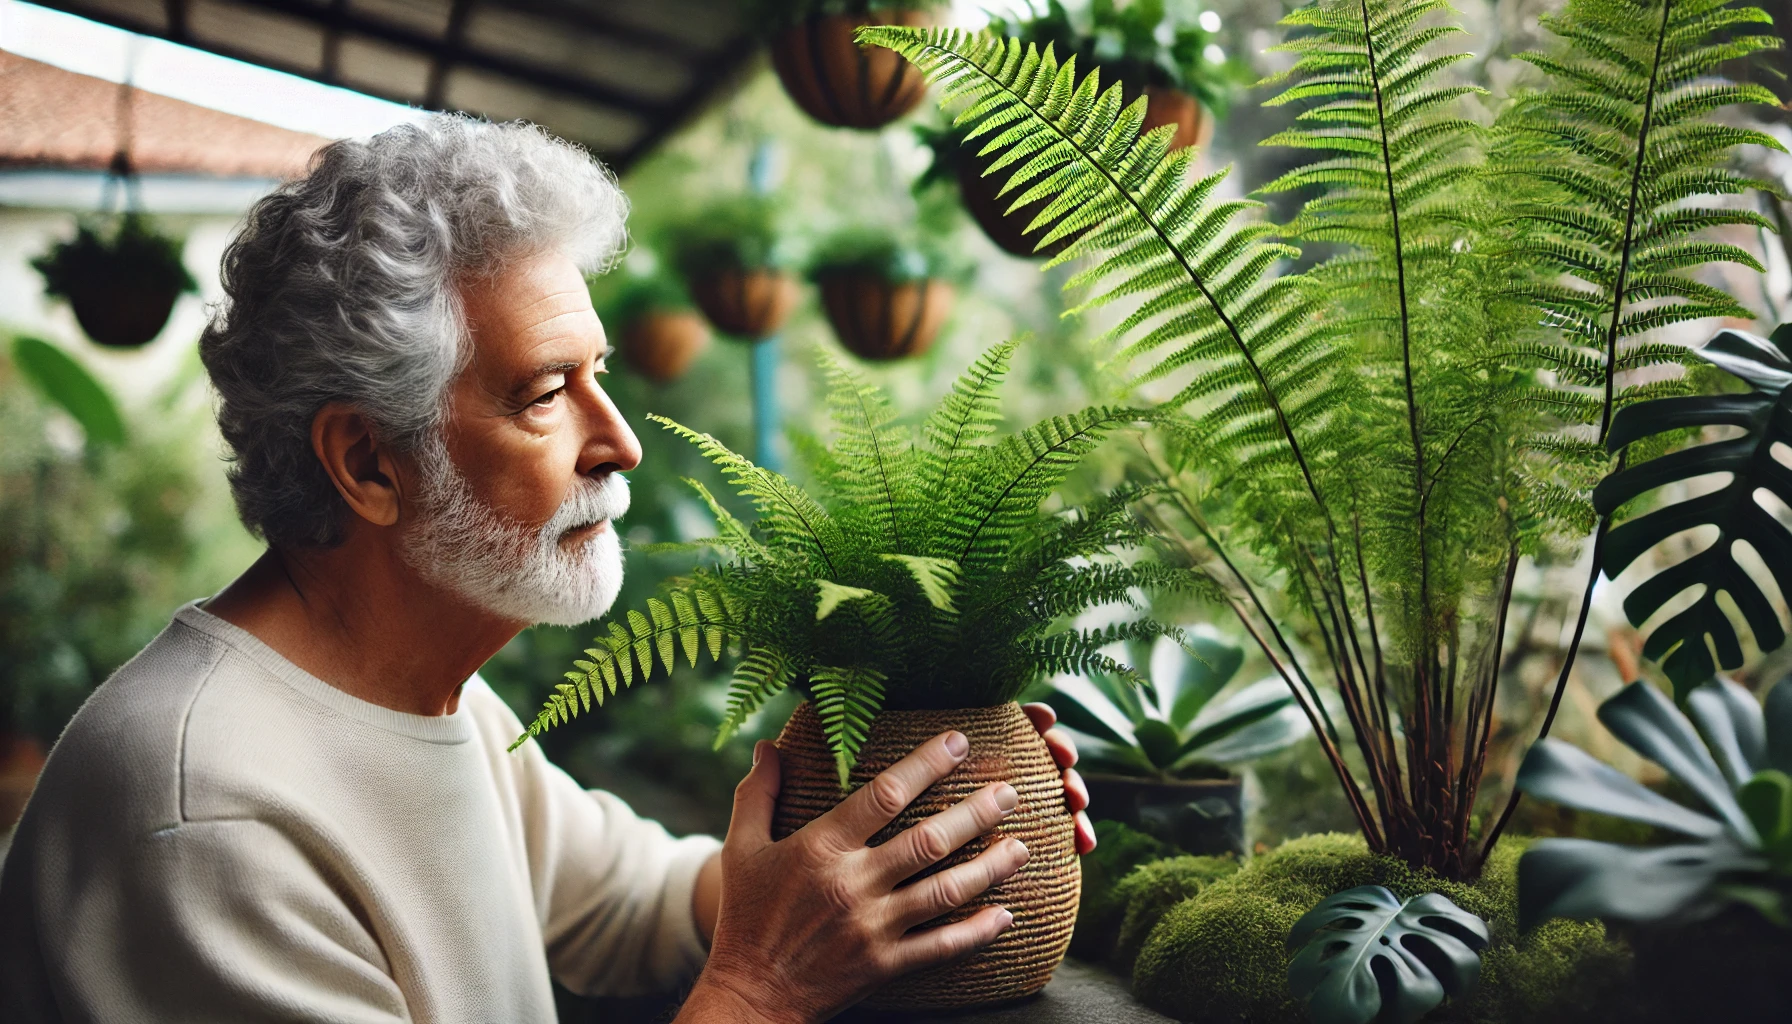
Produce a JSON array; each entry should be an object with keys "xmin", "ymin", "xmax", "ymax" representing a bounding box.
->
[
  {"xmin": 14, "ymin": 817, "xmax": 410, "ymax": 1023},
  {"xmin": 470, "ymin": 682, "xmax": 722, "ymax": 997}
]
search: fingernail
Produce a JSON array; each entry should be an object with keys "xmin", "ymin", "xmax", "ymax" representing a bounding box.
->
[
  {"xmin": 995, "ymin": 783, "xmax": 1018, "ymax": 813},
  {"xmin": 752, "ymin": 741, "xmax": 765, "ymax": 766},
  {"xmin": 1011, "ymin": 839, "xmax": 1030, "ymax": 864},
  {"xmin": 997, "ymin": 908, "xmax": 1014, "ymax": 930},
  {"xmin": 945, "ymin": 731, "xmax": 969, "ymax": 758}
]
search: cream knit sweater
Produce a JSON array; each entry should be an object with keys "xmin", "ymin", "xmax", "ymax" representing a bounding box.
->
[{"xmin": 0, "ymin": 604, "xmax": 720, "ymax": 1022}]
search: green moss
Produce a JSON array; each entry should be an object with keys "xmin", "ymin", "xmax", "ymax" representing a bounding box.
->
[
  {"xmin": 1112, "ymin": 854, "xmax": 1239, "ymax": 972},
  {"xmin": 1132, "ymin": 888, "xmax": 1307, "ymax": 1024},
  {"xmin": 1129, "ymin": 833, "xmax": 1634, "ymax": 1024},
  {"xmin": 1069, "ymin": 821, "xmax": 1174, "ymax": 960}
]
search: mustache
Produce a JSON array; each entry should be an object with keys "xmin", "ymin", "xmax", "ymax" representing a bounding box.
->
[{"xmin": 545, "ymin": 473, "xmax": 630, "ymax": 537}]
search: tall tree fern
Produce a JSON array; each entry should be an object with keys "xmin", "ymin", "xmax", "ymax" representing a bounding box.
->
[
  {"xmin": 513, "ymin": 343, "xmax": 1198, "ymax": 787},
  {"xmin": 863, "ymin": 0, "xmax": 1781, "ymax": 877}
]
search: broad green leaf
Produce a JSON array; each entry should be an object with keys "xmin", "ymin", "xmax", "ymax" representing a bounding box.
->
[
  {"xmin": 11, "ymin": 336, "xmax": 124, "ymax": 447},
  {"xmin": 1286, "ymin": 886, "xmax": 1489, "ymax": 1024}
]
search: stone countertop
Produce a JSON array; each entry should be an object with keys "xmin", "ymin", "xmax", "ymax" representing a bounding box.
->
[{"xmin": 834, "ymin": 959, "xmax": 1175, "ymax": 1024}]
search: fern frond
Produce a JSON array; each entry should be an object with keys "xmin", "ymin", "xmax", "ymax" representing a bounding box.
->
[
  {"xmin": 811, "ymin": 664, "xmax": 888, "ymax": 788},
  {"xmin": 715, "ymin": 647, "xmax": 795, "ymax": 748}
]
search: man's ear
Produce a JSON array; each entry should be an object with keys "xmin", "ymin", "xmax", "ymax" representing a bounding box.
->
[{"xmin": 311, "ymin": 403, "xmax": 405, "ymax": 528}]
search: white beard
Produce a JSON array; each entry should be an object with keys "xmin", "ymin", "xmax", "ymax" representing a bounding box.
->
[{"xmin": 400, "ymin": 435, "xmax": 628, "ymax": 627}]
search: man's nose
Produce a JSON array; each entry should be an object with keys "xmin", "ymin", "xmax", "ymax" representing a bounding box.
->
[{"xmin": 578, "ymin": 385, "xmax": 642, "ymax": 475}]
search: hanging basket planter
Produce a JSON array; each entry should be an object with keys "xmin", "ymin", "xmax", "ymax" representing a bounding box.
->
[
  {"xmin": 688, "ymin": 267, "xmax": 801, "ymax": 341},
  {"xmin": 1138, "ymin": 85, "xmax": 1212, "ymax": 152},
  {"xmin": 31, "ymin": 214, "xmax": 196, "ymax": 348},
  {"xmin": 773, "ymin": 702, "xmax": 1079, "ymax": 1011},
  {"xmin": 620, "ymin": 311, "xmax": 711, "ymax": 383},
  {"xmin": 770, "ymin": 10, "xmax": 932, "ymax": 130},
  {"xmin": 818, "ymin": 273, "xmax": 953, "ymax": 362}
]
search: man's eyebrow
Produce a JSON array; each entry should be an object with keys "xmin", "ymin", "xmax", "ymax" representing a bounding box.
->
[{"xmin": 510, "ymin": 360, "xmax": 582, "ymax": 398}]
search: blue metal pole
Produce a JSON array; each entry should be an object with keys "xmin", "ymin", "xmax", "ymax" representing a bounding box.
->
[{"xmin": 748, "ymin": 138, "xmax": 783, "ymax": 473}]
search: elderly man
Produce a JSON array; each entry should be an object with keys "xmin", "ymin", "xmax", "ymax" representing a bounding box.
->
[{"xmin": 0, "ymin": 117, "xmax": 1093, "ymax": 1023}]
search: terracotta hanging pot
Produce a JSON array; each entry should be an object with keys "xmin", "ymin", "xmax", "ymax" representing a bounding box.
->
[
  {"xmin": 955, "ymin": 84, "xmax": 1208, "ymax": 259},
  {"xmin": 620, "ymin": 311, "xmax": 710, "ymax": 383},
  {"xmin": 774, "ymin": 702, "xmax": 1079, "ymax": 1011},
  {"xmin": 770, "ymin": 10, "xmax": 931, "ymax": 130},
  {"xmin": 1138, "ymin": 84, "xmax": 1212, "ymax": 152},
  {"xmin": 688, "ymin": 267, "xmax": 800, "ymax": 341},
  {"xmin": 817, "ymin": 274, "xmax": 952, "ymax": 362}
]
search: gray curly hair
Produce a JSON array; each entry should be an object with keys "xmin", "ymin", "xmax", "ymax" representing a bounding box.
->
[{"xmin": 200, "ymin": 115, "xmax": 628, "ymax": 548}]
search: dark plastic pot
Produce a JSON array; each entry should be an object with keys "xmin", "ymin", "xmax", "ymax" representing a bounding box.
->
[
  {"xmin": 66, "ymin": 279, "xmax": 182, "ymax": 348},
  {"xmin": 816, "ymin": 273, "xmax": 953, "ymax": 362},
  {"xmin": 688, "ymin": 267, "xmax": 800, "ymax": 340},
  {"xmin": 1081, "ymin": 772, "xmax": 1244, "ymax": 856},
  {"xmin": 770, "ymin": 10, "xmax": 931, "ymax": 130},
  {"xmin": 620, "ymin": 310, "xmax": 710, "ymax": 383}
]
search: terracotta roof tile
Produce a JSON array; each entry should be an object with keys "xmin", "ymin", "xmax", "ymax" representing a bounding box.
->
[{"xmin": 0, "ymin": 49, "xmax": 329, "ymax": 179}]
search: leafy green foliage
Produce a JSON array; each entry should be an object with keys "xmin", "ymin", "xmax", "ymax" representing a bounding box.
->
[
  {"xmin": 1043, "ymin": 632, "xmax": 1309, "ymax": 778},
  {"xmin": 806, "ymin": 226, "xmax": 969, "ymax": 283},
  {"xmin": 987, "ymin": 0, "xmax": 1250, "ymax": 116},
  {"xmin": 1594, "ymin": 325, "xmax": 1792, "ymax": 695},
  {"xmin": 1516, "ymin": 676, "xmax": 1792, "ymax": 929},
  {"xmin": 514, "ymin": 342, "xmax": 1194, "ymax": 785},
  {"xmin": 862, "ymin": 0, "xmax": 1784, "ymax": 877},
  {"xmin": 664, "ymin": 196, "xmax": 790, "ymax": 279},
  {"xmin": 30, "ymin": 213, "xmax": 197, "ymax": 301}
]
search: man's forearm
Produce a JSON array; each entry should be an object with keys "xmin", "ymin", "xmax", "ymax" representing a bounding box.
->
[{"xmin": 692, "ymin": 850, "xmax": 722, "ymax": 945}]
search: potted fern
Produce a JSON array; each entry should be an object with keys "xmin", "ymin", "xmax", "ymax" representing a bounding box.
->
[
  {"xmin": 1041, "ymin": 630, "xmax": 1310, "ymax": 855},
  {"xmin": 515, "ymin": 341, "xmax": 1191, "ymax": 1009},
  {"xmin": 601, "ymin": 270, "xmax": 710, "ymax": 384},
  {"xmin": 809, "ymin": 227, "xmax": 961, "ymax": 361},
  {"xmin": 31, "ymin": 213, "xmax": 197, "ymax": 349},
  {"xmin": 863, "ymin": 0, "xmax": 1785, "ymax": 893},
  {"xmin": 760, "ymin": 0, "xmax": 945, "ymax": 130},
  {"xmin": 668, "ymin": 197, "xmax": 800, "ymax": 341}
]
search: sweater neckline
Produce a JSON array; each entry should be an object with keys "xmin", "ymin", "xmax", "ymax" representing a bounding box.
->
[{"xmin": 174, "ymin": 601, "xmax": 476, "ymax": 745}]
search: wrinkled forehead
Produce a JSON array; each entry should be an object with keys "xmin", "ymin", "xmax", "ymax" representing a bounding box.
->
[{"xmin": 452, "ymin": 252, "xmax": 606, "ymax": 399}]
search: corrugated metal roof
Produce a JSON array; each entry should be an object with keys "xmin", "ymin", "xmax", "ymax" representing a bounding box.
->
[{"xmin": 27, "ymin": 0, "xmax": 757, "ymax": 169}]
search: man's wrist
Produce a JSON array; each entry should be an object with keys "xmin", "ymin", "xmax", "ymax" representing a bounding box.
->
[{"xmin": 679, "ymin": 970, "xmax": 804, "ymax": 1024}]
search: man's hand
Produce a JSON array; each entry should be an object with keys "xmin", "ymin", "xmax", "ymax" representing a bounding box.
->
[
  {"xmin": 1021, "ymin": 702, "xmax": 1095, "ymax": 855},
  {"xmin": 678, "ymin": 732, "xmax": 1029, "ymax": 1024}
]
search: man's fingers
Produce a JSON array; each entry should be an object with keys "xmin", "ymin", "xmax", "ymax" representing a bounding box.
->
[
  {"xmin": 867, "ymin": 782, "xmax": 1017, "ymax": 885},
  {"xmin": 889, "ymin": 906, "xmax": 1015, "ymax": 976},
  {"xmin": 1075, "ymin": 810, "xmax": 1096, "ymax": 855},
  {"xmin": 815, "ymin": 730, "xmax": 969, "ymax": 847},
  {"xmin": 1021, "ymin": 702, "xmax": 1056, "ymax": 734},
  {"xmin": 1042, "ymin": 727, "xmax": 1078, "ymax": 771},
  {"xmin": 1064, "ymin": 768, "xmax": 1089, "ymax": 813},
  {"xmin": 888, "ymin": 837, "xmax": 1029, "ymax": 929},
  {"xmin": 725, "ymin": 741, "xmax": 781, "ymax": 857}
]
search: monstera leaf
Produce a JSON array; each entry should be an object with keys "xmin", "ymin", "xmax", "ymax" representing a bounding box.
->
[
  {"xmin": 1593, "ymin": 324, "xmax": 1792, "ymax": 697},
  {"xmin": 1517, "ymin": 676, "xmax": 1792, "ymax": 930},
  {"xmin": 1286, "ymin": 886, "xmax": 1490, "ymax": 1024}
]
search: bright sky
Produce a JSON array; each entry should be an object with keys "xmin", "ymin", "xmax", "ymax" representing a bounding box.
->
[{"xmin": 0, "ymin": 0, "xmax": 425, "ymax": 139}]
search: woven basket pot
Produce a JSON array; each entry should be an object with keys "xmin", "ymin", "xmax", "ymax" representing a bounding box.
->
[
  {"xmin": 688, "ymin": 267, "xmax": 800, "ymax": 340},
  {"xmin": 68, "ymin": 280, "xmax": 180, "ymax": 348},
  {"xmin": 817, "ymin": 274, "xmax": 953, "ymax": 362},
  {"xmin": 773, "ymin": 701, "xmax": 1080, "ymax": 1011},
  {"xmin": 620, "ymin": 310, "xmax": 710, "ymax": 383},
  {"xmin": 770, "ymin": 11, "xmax": 931, "ymax": 130}
]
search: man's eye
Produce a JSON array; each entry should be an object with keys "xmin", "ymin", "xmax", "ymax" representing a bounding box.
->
[{"xmin": 531, "ymin": 387, "xmax": 563, "ymax": 407}]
